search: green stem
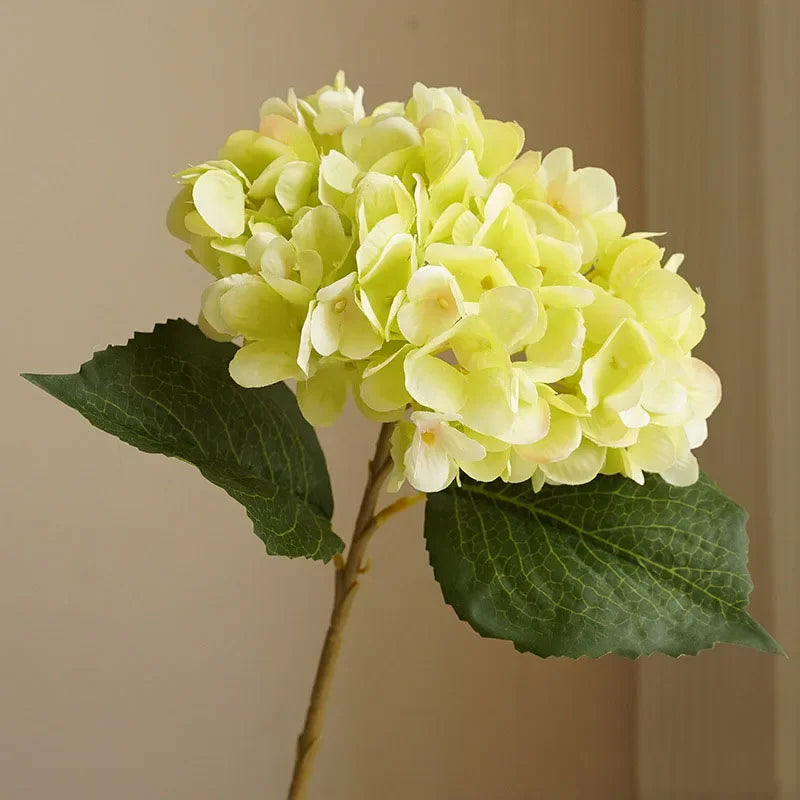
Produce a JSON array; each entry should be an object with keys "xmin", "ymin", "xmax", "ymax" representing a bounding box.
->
[{"xmin": 287, "ymin": 423, "xmax": 412, "ymax": 799}]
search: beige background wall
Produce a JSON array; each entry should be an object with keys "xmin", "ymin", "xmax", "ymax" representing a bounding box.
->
[
  {"xmin": 0, "ymin": 1, "xmax": 641, "ymax": 798},
  {"xmin": 638, "ymin": 1, "xmax": 799, "ymax": 797}
]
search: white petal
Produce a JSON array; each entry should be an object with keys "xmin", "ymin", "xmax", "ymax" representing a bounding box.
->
[
  {"xmin": 660, "ymin": 451, "xmax": 699, "ymax": 487},
  {"xmin": 404, "ymin": 434, "xmax": 454, "ymax": 493}
]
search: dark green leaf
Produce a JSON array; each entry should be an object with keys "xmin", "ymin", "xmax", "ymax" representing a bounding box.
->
[
  {"xmin": 425, "ymin": 474, "xmax": 781, "ymax": 658},
  {"xmin": 24, "ymin": 319, "xmax": 341, "ymax": 561}
]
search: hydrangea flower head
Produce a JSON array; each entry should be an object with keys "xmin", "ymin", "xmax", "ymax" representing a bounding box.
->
[{"xmin": 169, "ymin": 73, "xmax": 721, "ymax": 494}]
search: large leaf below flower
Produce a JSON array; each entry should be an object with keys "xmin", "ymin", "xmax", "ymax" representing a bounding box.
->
[
  {"xmin": 425, "ymin": 474, "xmax": 781, "ymax": 657},
  {"xmin": 24, "ymin": 319, "xmax": 341, "ymax": 561}
]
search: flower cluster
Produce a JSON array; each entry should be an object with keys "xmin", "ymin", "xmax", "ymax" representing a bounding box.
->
[{"xmin": 168, "ymin": 73, "xmax": 720, "ymax": 494}]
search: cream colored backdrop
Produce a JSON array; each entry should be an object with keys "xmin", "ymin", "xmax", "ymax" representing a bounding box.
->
[{"xmin": 1, "ymin": 1, "xmax": 641, "ymax": 798}]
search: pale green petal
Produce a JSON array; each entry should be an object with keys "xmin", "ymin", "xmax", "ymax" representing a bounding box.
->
[
  {"xmin": 297, "ymin": 250, "xmax": 324, "ymax": 292},
  {"xmin": 478, "ymin": 286, "xmax": 537, "ymax": 352},
  {"xmin": 356, "ymin": 213, "xmax": 408, "ymax": 275},
  {"xmin": 581, "ymin": 406, "xmax": 639, "ymax": 448},
  {"xmin": 541, "ymin": 439, "xmax": 606, "ymax": 485},
  {"xmin": 678, "ymin": 292, "xmax": 707, "ymax": 352},
  {"xmin": 538, "ymin": 283, "xmax": 594, "ymax": 309},
  {"xmin": 258, "ymin": 235, "xmax": 296, "ymax": 278},
  {"xmin": 211, "ymin": 237, "xmax": 247, "ymax": 259},
  {"xmin": 339, "ymin": 299, "xmax": 383, "ymax": 360},
  {"xmin": 404, "ymin": 352, "xmax": 467, "ymax": 414},
  {"xmin": 291, "ymin": 205, "xmax": 349, "ymax": 270},
  {"xmin": 184, "ymin": 210, "xmax": 218, "ymax": 238},
  {"xmin": 459, "ymin": 448, "xmax": 508, "ymax": 482},
  {"xmin": 451, "ymin": 208, "xmax": 482, "ymax": 246},
  {"xmin": 565, "ymin": 167, "xmax": 617, "ymax": 215},
  {"xmin": 592, "ymin": 211, "xmax": 627, "ymax": 251},
  {"xmin": 297, "ymin": 301, "xmax": 315, "ymax": 375},
  {"xmin": 261, "ymin": 273, "xmax": 312, "ymax": 306},
  {"xmin": 504, "ymin": 449, "xmax": 539, "ymax": 483},
  {"xmin": 626, "ymin": 269, "xmax": 696, "ymax": 321},
  {"xmin": 316, "ymin": 272, "xmax": 356, "ymax": 303},
  {"xmin": 523, "ymin": 307, "xmax": 585, "ymax": 383},
  {"xmin": 516, "ymin": 406, "xmax": 582, "ymax": 463},
  {"xmin": 343, "ymin": 115, "xmax": 421, "ymax": 170},
  {"xmin": 387, "ymin": 421, "xmax": 415, "ymax": 492},
  {"xmin": 498, "ymin": 151, "xmax": 544, "ymax": 203},
  {"xmin": 421, "ymin": 125, "xmax": 455, "ymax": 184},
  {"xmin": 425, "ymin": 243, "xmax": 514, "ymax": 301},
  {"xmin": 499, "ymin": 396, "xmax": 550, "ymax": 446},
  {"xmin": 218, "ymin": 129, "xmax": 286, "ymax": 181},
  {"xmin": 359, "ymin": 233, "xmax": 416, "ymax": 327},
  {"xmin": 579, "ymin": 319, "xmax": 653, "ymax": 411},
  {"xmin": 229, "ymin": 341, "xmax": 301, "ymax": 388},
  {"xmin": 664, "ymin": 253, "xmax": 685, "ymax": 273},
  {"xmin": 576, "ymin": 217, "xmax": 599, "ymax": 265},
  {"xmin": 249, "ymin": 155, "xmax": 293, "ymax": 202},
  {"xmin": 166, "ymin": 186, "xmax": 192, "ymax": 243},
  {"xmin": 426, "ymin": 202, "xmax": 467, "ymax": 245},
  {"xmin": 314, "ymin": 84, "xmax": 365, "ymax": 135},
  {"xmin": 310, "ymin": 299, "xmax": 343, "ymax": 356},
  {"xmin": 360, "ymin": 344, "xmax": 412, "ymax": 412},
  {"xmin": 319, "ymin": 150, "xmax": 359, "ymax": 207},
  {"xmin": 259, "ymin": 114, "xmax": 319, "ymax": 164},
  {"xmin": 460, "ymin": 367, "xmax": 515, "ymax": 436},
  {"xmin": 445, "ymin": 315, "xmax": 510, "ymax": 372},
  {"xmin": 477, "ymin": 120, "xmax": 524, "ymax": 177},
  {"xmin": 582, "ymin": 285, "xmax": 636, "ymax": 345},
  {"xmin": 356, "ymin": 173, "xmax": 415, "ymax": 231},
  {"xmin": 275, "ymin": 161, "xmax": 315, "ymax": 213},
  {"xmin": 217, "ymin": 253, "xmax": 250, "ymax": 277},
  {"xmin": 188, "ymin": 233, "xmax": 222, "ymax": 276},
  {"xmin": 541, "ymin": 147, "xmax": 574, "ymax": 180},
  {"xmin": 201, "ymin": 274, "xmax": 261, "ymax": 336},
  {"xmin": 428, "ymin": 150, "xmax": 485, "ymax": 216},
  {"xmin": 608, "ymin": 238, "xmax": 661, "ymax": 295},
  {"xmin": 398, "ymin": 264, "xmax": 464, "ymax": 345},
  {"xmin": 523, "ymin": 200, "xmax": 579, "ymax": 242},
  {"xmin": 296, "ymin": 364, "xmax": 349, "ymax": 426},
  {"xmin": 536, "ymin": 235, "xmax": 582, "ymax": 274},
  {"xmin": 220, "ymin": 279, "xmax": 296, "ymax": 341},
  {"xmin": 531, "ymin": 469, "xmax": 546, "ymax": 492},
  {"xmin": 627, "ymin": 425, "xmax": 676, "ymax": 473},
  {"xmin": 198, "ymin": 311, "xmax": 232, "ymax": 342},
  {"xmin": 192, "ymin": 169, "xmax": 246, "ymax": 238}
]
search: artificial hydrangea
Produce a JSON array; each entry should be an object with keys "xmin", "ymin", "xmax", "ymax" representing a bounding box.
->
[{"xmin": 168, "ymin": 72, "xmax": 721, "ymax": 494}]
